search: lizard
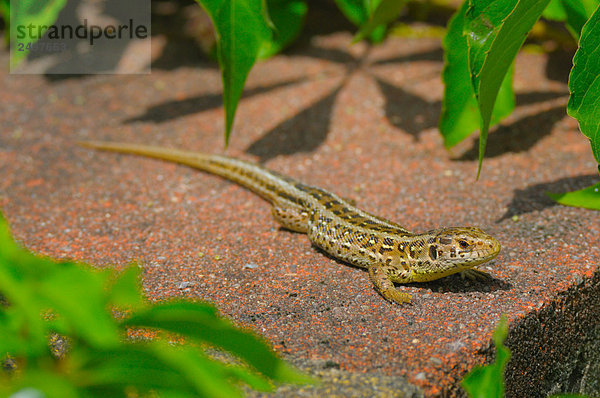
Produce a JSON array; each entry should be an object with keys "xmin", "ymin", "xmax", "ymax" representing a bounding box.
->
[{"xmin": 79, "ymin": 141, "xmax": 501, "ymax": 304}]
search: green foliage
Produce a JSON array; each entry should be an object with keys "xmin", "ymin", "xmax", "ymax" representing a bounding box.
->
[
  {"xmin": 567, "ymin": 4, "xmax": 600, "ymax": 165},
  {"xmin": 439, "ymin": 0, "xmax": 515, "ymax": 149},
  {"xmin": 0, "ymin": 213, "xmax": 311, "ymax": 397},
  {"xmin": 9, "ymin": 0, "xmax": 67, "ymax": 67},
  {"xmin": 259, "ymin": 0, "xmax": 308, "ymax": 59},
  {"xmin": 352, "ymin": 0, "xmax": 410, "ymax": 43},
  {"xmin": 335, "ymin": 0, "xmax": 409, "ymax": 43},
  {"xmin": 195, "ymin": 0, "xmax": 272, "ymax": 145},
  {"xmin": 545, "ymin": 2, "xmax": 600, "ymax": 208},
  {"xmin": 543, "ymin": 0, "xmax": 598, "ymax": 39},
  {"xmin": 547, "ymin": 182, "xmax": 600, "ymax": 210},
  {"xmin": 464, "ymin": 0, "xmax": 551, "ymax": 178},
  {"xmin": 462, "ymin": 315, "xmax": 511, "ymax": 398},
  {"xmin": 194, "ymin": 0, "xmax": 307, "ymax": 144}
]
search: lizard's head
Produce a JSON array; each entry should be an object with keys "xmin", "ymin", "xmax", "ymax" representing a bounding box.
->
[{"xmin": 427, "ymin": 227, "xmax": 501, "ymax": 270}]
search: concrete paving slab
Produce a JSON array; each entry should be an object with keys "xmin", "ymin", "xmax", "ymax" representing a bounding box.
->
[{"xmin": 1, "ymin": 10, "xmax": 599, "ymax": 397}]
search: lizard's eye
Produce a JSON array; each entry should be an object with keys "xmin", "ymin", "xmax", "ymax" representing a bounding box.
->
[{"xmin": 458, "ymin": 240, "xmax": 469, "ymax": 249}]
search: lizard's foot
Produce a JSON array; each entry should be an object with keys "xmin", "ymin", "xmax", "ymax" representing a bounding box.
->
[
  {"xmin": 271, "ymin": 202, "xmax": 309, "ymax": 233},
  {"xmin": 460, "ymin": 268, "xmax": 492, "ymax": 281},
  {"xmin": 368, "ymin": 264, "xmax": 412, "ymax": 304}
]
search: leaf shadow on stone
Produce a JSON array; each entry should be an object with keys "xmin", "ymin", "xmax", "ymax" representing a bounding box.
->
[
  {"xmin": 148, "ymin": 0, "xmax": 213, "ymax": 71},
  {"xmin": 370, "ymin": 47, "xmax": 444, "ymax": 66},
  {"xmin": 497, "ymin": 174, "xmax": 600, "ymax": 222},
  {"xmin": 124, "ymin": 77, "xmax": 305, "ymax": 124},
  {"xmin": 374, "ymin": 76, "xmax": 441, "ymax": 139},
  {"xmin": 456, "ymin": 104, "xmax": 568, "ymax": 161},
  {"xmin": 545, "ymin": 48, "xmax": 576, "ymax": 84},
  {"xmin": 43, "ymin": 0, "xmax": 153, "ymax": 81},
  {"xmin": 246, "ymin": 84, "xmax": 343, "ymax": 162},
  {"xmin": 514, "ymin": 90, "xmax": 569, "ymax": 106}
]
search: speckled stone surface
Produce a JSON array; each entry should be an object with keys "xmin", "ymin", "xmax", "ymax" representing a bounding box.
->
[{"xmin": 1, "ymin": 8, "xmax": 599, "ymax": 398}]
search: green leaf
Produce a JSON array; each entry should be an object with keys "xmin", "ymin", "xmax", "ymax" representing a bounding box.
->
[
  {"xmin": 258, "ymin": 0, "xmax": 307, "ymax": 59},
  {"xmin": 105, "ymin": 265, "xmax": 145, "ymax": 309},
  {"xmin": 9, "ymin": 0, "xmax": 67, "ymax": 68},
  {"xmin": 334, "ymin": 0, "xmax": 387, "ymax": 42},
  {"xmin": 0, "ymin": 217, "xmax": 60, "ymax": 352},
  {"xmin": 547, "ymin": 183, "xmax": 600, "ymax": 210},
  {"xmin": 353, "ymin": 0, "xmax": 409, "ymax": 43},
  {"xmin": 465, "ymin": 0, "xmax": 551, "ymax": 178},
  {"xmin": 439, "ymin": 1, "xmax": 515, "ymax": 148},
  {"xmin": 195, "ymin": 0, "xmax": 272, "ymax": 145},
  {"xmin": 224, "ymin": 365, "xmax": 274, "ymax": 391},
  {"xmin": 0, "ymin": 211, "xmax": 310, "ymax": 397},
  {"xmin": 567, "ymin": 2, "xmax": 600, "ymax": 165},
  {"xmin": 543, "ymin": 0, "xmax": 567, "ymax": 20},
  {"xmin": 78, "ymin": 345, "xmax": 228, "ymax": 397},
  {"xmin": 334, "ymin": 0, "xmax": 369, "ymax": 26},
  {"xmin": 462, "ymin": 315, "xmax": 511, "ymax": 398},
  {"xmin": 79, "ymin": 343, "xmax": 275, "ymax": 397},
  {"xmin": 544, "ymin": 0, "xmax": 600, "ymax": 39},
  {"xmin": 123, "ymin": 301, "xmax": 312, "ymax": 384},
  {"xmin": 7, "ymin": 372, "xmax": 79, "ymax": 398}
]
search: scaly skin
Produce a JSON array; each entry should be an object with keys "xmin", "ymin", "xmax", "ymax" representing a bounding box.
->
[{"xmin": 79, "ymin": 141, "xmax": 501, "ymax": 304}]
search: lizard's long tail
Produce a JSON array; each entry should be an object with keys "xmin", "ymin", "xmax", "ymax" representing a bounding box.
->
[{"xmin": 78, "ymin": 140, "xmax": 300, "ymax": 204}]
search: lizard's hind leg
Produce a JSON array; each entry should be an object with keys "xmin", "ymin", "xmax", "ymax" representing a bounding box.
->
[{"xmin": 271, "ymin": 203, "xmax": 310, "ymax": 233}]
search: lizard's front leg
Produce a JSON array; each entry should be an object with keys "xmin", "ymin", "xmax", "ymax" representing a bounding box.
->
[{"xmin": 368, "ymin": 263, "xmax": 412, "ymax": 304}]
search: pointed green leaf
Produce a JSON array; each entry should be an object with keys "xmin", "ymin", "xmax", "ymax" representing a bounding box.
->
[
  {"xmin": 353, "ymin": 0, "xmax": 409, "ymax": 43},
  {"xmin": 567, "ymin": 3, "xmax": 600, "ymax": 165},
  {"xmin": 258, "ymin": 0, "xmax": 307, "ymax": 59},
  {"xmin": 334, "ymin": 0, "xmax": 386, "ymax": 42},
  {"xmin": 334, "ymin": 0, "xmax": 369, "ymax": 25},
  {"xmin": 462, "ymin": 315, "xmax": 511, "ymax": 398},
  {"xmin": 195, "ymin": 0, "xmax": 272, "ymax": 144},
  {"xmin": 440, "ymin": 1, "xmax": 515, "ymax": 148},
  {"xmin": 465, "ymin": 0, "xmax": 550, "ymax": 178},
  {"xmin": 123, "ymin": 301, "xmax": 311, "ymax": 383},
  {"xmin": 547, "ymin": 183, "xmax": 600, "ymax": 210}
]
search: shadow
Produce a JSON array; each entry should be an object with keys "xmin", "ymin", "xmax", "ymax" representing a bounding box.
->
[
  {"xmin": 374, "ymin": 77, "xmax": 440, "ymax": 138},
  {"xmin": 246, "ymin": 84, "xmax": 342, "ymax": 162},
  {"xmin": 414, "ymin": 270, "xmax": 512, "ymax": 294},
  {"xmin": 150, "ymin": 37, "xmax": 209, "ymax": 71},
  {"xmin": 371, "ymin": 47, "xmax": 444, "ymax": 66},
  {"xmin": 497, "ymin": 174, "xmax": 600, "ymax": 222},
  {"xmin": 294, "ymin": 45, "xmax": 358, "ymax": 66},
  {"xmin": 125, "ymin": 77, "xmax": 305, "ymax": 123},
  {"xmin": 457, "ymin": 105, "xmax": 567, "ymax": 160},
  {"xmin": 314, "ymin": 246, "xmax": 511, "ymax": 297},
  {"xmin": 149, "ymin": 0, "xmax": 212, "ymax": 70},
  {"xmin": 35, "ymin": 0, "xmax": 151, "ymax": 79},
  {"xmin": 515, "ymin": 90, "xmax": 569, "ymax": 106},
  {"xmin": 36, "ymin": 0, "xmax": 90, "ymax": 81},
  {"xmin": 545, "ymin": 48, "xmax": 576, "ymax": 83},
  {"xmin": 291, "ymin": 0, "xmax": 357, "ymax": 45}
]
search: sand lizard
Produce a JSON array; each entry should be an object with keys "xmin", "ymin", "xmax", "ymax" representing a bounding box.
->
[{"xmin": 80, "ymin": 141, "xmax": 501, "ymax": 304}]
